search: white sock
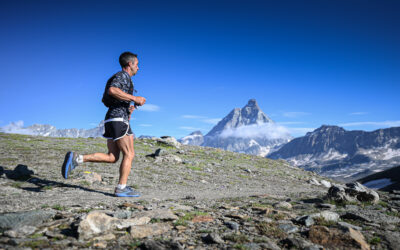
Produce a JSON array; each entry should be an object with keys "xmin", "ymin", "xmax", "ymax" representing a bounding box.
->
[
  {"xmin": 117, "ymin": 184, "xmax": 126, "ymax": 189},
  {"xmin": 76, "ymin": 155, "xmax": 84, "ymax": 164}
]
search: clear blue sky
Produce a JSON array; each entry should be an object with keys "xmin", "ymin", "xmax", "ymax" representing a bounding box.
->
[{"xmin": 0, "ymin": 0, "xmax": 399, "ymax": 138}]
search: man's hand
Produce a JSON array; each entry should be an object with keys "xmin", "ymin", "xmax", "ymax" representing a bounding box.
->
[
  {"xmin": 134, "ymin": 96, "xmax": 146, "ymax": 106},
  {"xmin": 128, "ymin": 105, "xmax": 135, "ymax": 120}
]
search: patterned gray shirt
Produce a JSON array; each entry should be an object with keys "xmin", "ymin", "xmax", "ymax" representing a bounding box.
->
[{"xmin": 103, "ymin": 71, "xmax": 134, "ymax": 122}]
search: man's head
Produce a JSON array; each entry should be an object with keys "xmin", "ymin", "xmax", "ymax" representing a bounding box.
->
[{"xmin": 119, "ymin": 52, "xmax": 139, "ymax": 76}]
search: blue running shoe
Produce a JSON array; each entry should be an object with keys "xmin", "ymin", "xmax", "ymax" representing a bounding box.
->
[
  {"xmin": 114, "ymin": 186, "xmax": 141, "ymax": 197},
  {"xmin": 61, "ymin": 151, "xmax": 78, "ymax": 179}
]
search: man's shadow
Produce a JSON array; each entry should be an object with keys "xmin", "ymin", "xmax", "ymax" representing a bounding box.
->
[{"xmin": 0, "ymin": 164, "xmax": 114, "ymax": 197}]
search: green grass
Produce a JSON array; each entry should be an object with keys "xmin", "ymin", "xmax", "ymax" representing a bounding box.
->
[
  {"xmin": 369, "ymin": 236, "xmax": 381, "ymax": 245},
  {"xmin": 173, "ymin": 211, "xmax": 209, "ymax": 226},
  {"xmin": 223, "ymin": 233, "xmax": 249, "ymax": 244},
  {"xmin": 52, "ymin": 204, "xmax": 66, "ymax": 211},
  {"xmin": 256, "ymin": 222, "xmax": 287, "ymax": 239},
  {"xmin": 187, "ymin": 165, "xmax": 203, "ymax": 171}
]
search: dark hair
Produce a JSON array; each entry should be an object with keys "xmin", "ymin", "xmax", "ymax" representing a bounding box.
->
[{"xmin": 119, "ymin": 52, "xmax": 138, "ymax": 68}]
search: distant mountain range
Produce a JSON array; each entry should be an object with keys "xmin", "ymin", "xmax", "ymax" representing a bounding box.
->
[
  {"xmin": 179, "ymin": 99, "xmax": 291, "ymax": 156},
  {"xmin": 268, "ymin": 125, "xmax": 400, "ymax": 181},
  {"xmin": 0, "ymin": 121, "xmax": 105, "ymax": 138},
  {"xmin": 358, "ymin": 165, "xmax": 400, "ymax": 191}
]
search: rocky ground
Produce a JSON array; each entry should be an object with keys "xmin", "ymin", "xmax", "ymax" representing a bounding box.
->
[{"xmin": 0, "ymin": 133, "xmax": 400, "ymax": 249}]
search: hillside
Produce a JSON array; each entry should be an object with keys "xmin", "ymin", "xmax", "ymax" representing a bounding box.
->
[{"xmin": 1, "ymin": 133, "xmax": 400, "ymax": 249}]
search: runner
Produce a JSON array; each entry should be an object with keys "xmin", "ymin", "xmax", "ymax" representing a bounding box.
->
[{"xmin": 61, "ymin": 51, "xmax": 146, "ymax": 197}]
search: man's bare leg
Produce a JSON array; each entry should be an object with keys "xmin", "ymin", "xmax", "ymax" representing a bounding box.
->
[
  {"xmin": 83, "ymin": 139, "xmax": 120, "ymax": 163},
  {"xmin": 116, "ymin": 135, "xmax": 135, "ymax": 185}
]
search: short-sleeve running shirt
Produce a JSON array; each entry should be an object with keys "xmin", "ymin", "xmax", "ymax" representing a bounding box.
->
[{"xmin": 103, "ymin": 71, "xmax": 134, "ymax": 122}]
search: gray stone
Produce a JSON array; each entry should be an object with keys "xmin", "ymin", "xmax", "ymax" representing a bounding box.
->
[
  {"xmin": 294, "ymin": 215, "xmax": 315, "ymax": 227},
  {"xmin": 341, "ymin": 212, "xmax": 372, "ymax": 223},
  {"xmin": 338, "ymin": 222, "xmax": 362, "ymax": 231},
  {"xmin": 310, "ymin": 211, "xmax": 340, "ymax": 222},
  {"xmin": 308, "ymin": 178, "xmax": 321, "ymax": 186},
  {"xmin": 281, "ymin": 236, "xmax": 322, "ymax": 249},
  {"xmin": 328, "ymin": 182, "xmax": 379, "ymax": 204},
  {"xmin": 320, "ymin": 180, "xmax": 331, "ymax": 188},
  {"xmin": 140, "ymin": 239, "xmax": 184, "ymax": 250},
  {"xmin": 316, "ymin": 203, "xmax": 336, "ymax": 210},
  {"xmin": 134, "ymin": 209, "xmax": 179, "ymax": 221},
  {"xmin": 112, "ymin": 210, "xmax": 132, "ymax": 219},
  {"xmin": 278, "ymin": 223, "xmax": 298, "ymax": 234},
  {"xmin": 0, "ymin": 210, "xmax": 55, "ymax": 230},
  {"xmin": 384, "ymin": 231, "xmax": 400, "ymax": 250},
  {"xmin": 201, "ymin": 233, "xmax": 224, "ymax": 244},
  {"xmin": 273, "ymin": 201, "xmax": 292, "ymax": 210},
  {"xmin": 4, "ymin": 225, "xmax": 36, "ymax": 238},
  {"xmin": 129, "ymin": 223, "xmax": 171, "ymax": 238},
  {"xmin": 224, "ymin": 221, "xmax": 239, "ymax": 230},
  {"xmin": 155, "ymin": 148, "xmax": 168, "ymax": 157}
]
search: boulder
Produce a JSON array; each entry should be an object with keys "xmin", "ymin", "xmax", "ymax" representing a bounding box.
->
[
  {"xmin": 129, "ymin": 223, "xmax": 171, "ymax": 238},
  {"xmin": 157, "ymin": 136, "xmax": 181, "ymax": 148},
  {"xmin": 78, "ymin": 211, "xmax": 150, "ymax": 240},
  {"xmin": 309, "ymin": 225, "xmax": 370, "ymax": 250},
  {"xmin": 134, "ymin": 209, "xmax": 178, "ymax": 221},
  {"xmin": 327, "ymin": 182, "xmax": 379, "ymax": 204},
  {"xmin": 154, "ymin": 148, "xmax": 168, "ymax": 157},
  {"xmin": 0, "ymin": 210, "xmax": 55, "ymax": 230},
  {"xmin": 202, "ymin": 233, "xmax": 225, "ymax": 244}
]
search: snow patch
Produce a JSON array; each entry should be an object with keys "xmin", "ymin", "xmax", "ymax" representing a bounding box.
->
[{"xmin": 363, "ymin": 178, "xmax": 394, "ymax": 189}]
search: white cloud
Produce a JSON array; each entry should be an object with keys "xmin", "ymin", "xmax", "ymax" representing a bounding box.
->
[
  {"xmin": 182, "ymin": 115, "xmax": 206, "ymax": 119},
  {"xmin": 202, "ymin": 118, "xmax": 221, "ymax": 125},
  {"xmin": 220, "ymin": 123, "xmax": 291, "ymax": 140},
  {"xmin": 139, "ymin": 124, "xmax": 152, "ymax": 127},
  {"xmin": 349, "ymin": 112, "xmax": 368, "ymax": 116},
  {"xmin": 138, "ymin": 104, "xmax": 160, "ymax": 112},
  {"xmin": 282, "ymin": 112, "xmax": 311, "ymax": 118},
  {"xmin": 0, "ymin": 121, "xmax": 35, "ymax": 135},
  {"xmin": 339, "ymin": 121, "xmax": 400, "ymax": 127}
]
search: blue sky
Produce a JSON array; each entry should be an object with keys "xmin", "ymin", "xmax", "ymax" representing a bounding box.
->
[{"xmin": 0, "ymin": 0, "xmax": 399, "ymax": 138}]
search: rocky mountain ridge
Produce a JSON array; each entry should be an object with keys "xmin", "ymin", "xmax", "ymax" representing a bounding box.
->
[{"xmin": 268, "ymin": 125, "xmax": 400, "ymax": 182}]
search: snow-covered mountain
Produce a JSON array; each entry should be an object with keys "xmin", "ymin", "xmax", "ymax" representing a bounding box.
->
[
  {"xmin": 179, "ymin": 131, "xmax": 204, "ymax": 146},
  {"xmin": 268, "ymin": 125, "xmax": 400, "ymax": 181},
  {"xmin": 182, "ymin": 99, "xmax": 292, "ymax": 156},
  {"xmin": 0, "ymin": 121, "xmax": 105, "ymax": 138}
]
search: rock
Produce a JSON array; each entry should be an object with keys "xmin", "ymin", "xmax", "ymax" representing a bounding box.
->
[
  {"xmin": 338, "ymin": 222, "xmax": 362, "ymax": 231},
  {"xmin": 0, "ymin": 210, "xmax": 55, "ymax": 230},
  {"xmin": 341, "ymin": 212, "xmax": 372, "ymax": 223},
  {"xmin": 93, "ymin": 242, "xmax": 107, "ymax": 248},
  {"xmin": 164, "ymin": 203, "xmax": 193, "ymax": 211},
  {"xmin": 114, "ymin": 216, "xmax": 151, "ymax": 229},
  {"xmin": 184, "ymin": 195, "xmax": 196, "ymax": 200},
  {"xmin": 308, "ymin": 178, "xmax": 321, "ymax": 186},
  {"xmin": 273, "ymin": 201, "xmax": 292, "ymax": 210},
  {"xmin": 78, "ymin": 211, "xmax": 150, "ymax": 239},
  {"xmin": 384, "ymin": 231, "xmax": 400, "ymax": 250},
  {"xmin": 112, "ymin": 210, "xmax": 132, "ymax": 219},
  {"xmin": 278, "ymin": 223, "xmax": 298, "ymax": 234},
  {"xmin": 157, "ymin": 136, "xmax": 181, "ymax": 148},
  {"xmin": 81, "ymin": 171, "xmax": 102, "ymax": 184},
  {"xmin": 0, "ymin": 166, "xmax": 4, "ymax": 177},
  {"xmin": 154, "ymin": 154, "xmax": 183, "ymax": 164},
  {"xmin": 192, "ymin": 215, "xmax": 213, "ymax": 223},
  {"xmin": 294, "ymin": 215, "xmax": 315, "ymax": 227},
  {"xmin": 224, "ymin": 221, "xmax": 239, "ymax": 230},
  {"xmin": 281, "ymin": 236, "xmax": 322, "ymax": 249},
  {"xmin": 315, "ymin": 203, "xmax": 336, "ymax": 210},
  {"xmin": 257, "ymin": 237, "xmax": 281, "ymax": 250},
  {"xmin": 310, "ymin": 211, "xmax": 340, "ymax": 222},
  {"xmin": 201, "ymin": 233, "xmax": 225, "ymax": 244},
  {"xmin": 309, "ymin": 225, "xmax": 370, "ymax": 250},
  {"xmin": 155, "ymin": 148, "xmax": 168, "ymax": 157},
  {"xmin": 121, "ymin": 202, "xmax": 144, "ymax": 210},
  {"xmin": 345, "ymin": 182, "xmax": 379, "ymax": 203},
  {"xmin": 134, "ymin": 209, "xmax": 179, "ymax": 221},
  {"xmin": 327, "ymin": 182, "xmax": 379, "ymax": 204},
  {"xmin": 320, "ymin": 180, "xmax": 331, "ymax": 188},
  {"xmin": 92, "ymin": 233, "xmax": 116, "ymax": 241},
  {"xmin": 78, "ymin": 211, "xmax": 117, "ymax": 240},
  {"xmin": 140, "ymin": 239, "xmax": 184, "ymax": 250},
  {"xmin": 6, "ymin": 164, "xmax": 34, "ymax": 180},
  {"xmin": 129, "ymin": 223, "xmax": 171, "ymax": 238},
  {"xmin": 3, "ymin": 225, "xmax": 36, "ymax": 238}
]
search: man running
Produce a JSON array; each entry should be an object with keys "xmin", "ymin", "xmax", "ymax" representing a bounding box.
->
[{"xmin": 61, "ymin": 52, "xmax": 146, "ymax": 197}]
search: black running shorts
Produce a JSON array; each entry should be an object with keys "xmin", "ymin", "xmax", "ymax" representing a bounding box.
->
[{"xmin": 103, "ymin": 119, "xmax": 133, "ymax": 141}]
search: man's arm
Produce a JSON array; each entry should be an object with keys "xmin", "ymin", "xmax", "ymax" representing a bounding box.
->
[{"xmin": 108, "ymin": 87, "xmax": 146, "ymax": 106}]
